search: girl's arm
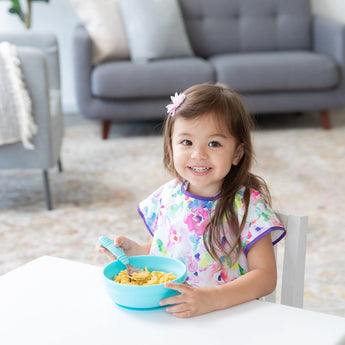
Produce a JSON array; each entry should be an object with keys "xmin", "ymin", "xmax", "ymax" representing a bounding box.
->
[{"xmin": 160, "ymin": 233, "xmax": 277, "ymax": 318}]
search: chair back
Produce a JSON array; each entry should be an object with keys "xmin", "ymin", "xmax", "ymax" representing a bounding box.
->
[{"xmin": 264, "ymin": 211, "xmax": 308, "ymax": 308}]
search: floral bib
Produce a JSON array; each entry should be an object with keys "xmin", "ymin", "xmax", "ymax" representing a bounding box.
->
[{"xmin": 138, "ymin": 178, "xmax": 285, "ymax": 287}]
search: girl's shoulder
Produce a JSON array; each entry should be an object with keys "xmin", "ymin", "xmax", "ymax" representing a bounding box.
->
[
  {"xmin": 234, "ymin": 187, "xmax": 269, "ymax": 213},
  {"xmin": 235, "ymin": 186, "xmax": 261, "ymax": 196},
  {"xmin": 148, "ymin": 178, "xmax": 183, "ymax": 200},
  {"xmin": 238, "ymin": 187, "xmax": 280, "ymax": 226},
  {"xmin": 161, "ymin": 177, "xmax": 183, "ymax": 193},
  {"xmin": 248, "ymin": 188, "xmax": 265, "ymax": 203}
]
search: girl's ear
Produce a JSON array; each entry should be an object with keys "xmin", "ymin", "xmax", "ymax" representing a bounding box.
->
[{"xmin": 232, "ymin": 143, "xmax": 245, "ymax": 166}]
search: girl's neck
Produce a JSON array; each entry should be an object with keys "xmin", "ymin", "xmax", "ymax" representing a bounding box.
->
[{"xmin": 183, "ymin": 179, "xmax": 221, "ymax": 199}]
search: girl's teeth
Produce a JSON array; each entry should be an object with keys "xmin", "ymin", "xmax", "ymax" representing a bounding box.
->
[{"xmin": 192, "ymin": 167, "xmax": 209, "ymax": 172}]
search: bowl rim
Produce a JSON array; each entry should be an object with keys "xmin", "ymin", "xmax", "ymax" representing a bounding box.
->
[{"xmin": 103, "ymin": 255, "xmax": 187, "ymax": 288}]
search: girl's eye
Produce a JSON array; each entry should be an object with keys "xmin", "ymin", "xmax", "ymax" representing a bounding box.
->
[
  {"xmin": 208, "ymin": 141, "xmax": 221, "ymax": 147},
  {"xmin": 182, "ymin": 140, "xmax": 192, "ymax": 146}
]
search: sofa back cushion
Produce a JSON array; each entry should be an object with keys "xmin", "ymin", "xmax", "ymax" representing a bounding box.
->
[{"xmin": 179, "ymin": 0, "xmax": 311, "ymax": 58}]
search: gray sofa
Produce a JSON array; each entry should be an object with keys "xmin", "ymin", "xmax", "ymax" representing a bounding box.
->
[{"xmin": 73, "ymin": 0, "xmax": 345, "ymax": 139}]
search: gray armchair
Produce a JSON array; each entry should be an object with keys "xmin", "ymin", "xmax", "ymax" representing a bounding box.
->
[{"xmin": 0, "ymin": 32, "xmax": 64, "ymax": 210}]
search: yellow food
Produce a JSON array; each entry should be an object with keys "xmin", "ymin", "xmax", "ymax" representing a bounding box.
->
[{"xmin": 114, "ymin": 267, "xmax": 177, "ymax": 286}]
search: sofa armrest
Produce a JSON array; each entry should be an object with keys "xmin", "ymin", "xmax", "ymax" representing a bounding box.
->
[
  {"xmin": 73, "ymin": 24, "xmax": 94, "ymax": 113},
  {"xmin": 17, "ymin": 47, "xmax": 53, "ymax": 151},
  {"xmin": 19, "ymin": 47, "xmax": 63, "ymax": 163},
  {"xmin": 0, "ymin": 32, "xmax": 60, "ymax": 90},
  {"xmin": 312, "ymin": 16, "xmax": 345, "ymax": 75}
]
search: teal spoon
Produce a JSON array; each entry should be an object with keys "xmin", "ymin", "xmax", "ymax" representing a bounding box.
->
[{"xmin": 99, "ymin": 236, "xmax": 145, "ymax": 280}]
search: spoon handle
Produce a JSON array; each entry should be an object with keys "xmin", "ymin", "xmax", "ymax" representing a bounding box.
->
[{"xmin": 99, "ymin": 236, "xmax": 129, "ymax": 265}]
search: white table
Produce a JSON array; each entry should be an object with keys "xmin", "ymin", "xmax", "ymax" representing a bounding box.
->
[{"xmin": 0, "ymin": 256, "xmax": 344, "ymax": 345}]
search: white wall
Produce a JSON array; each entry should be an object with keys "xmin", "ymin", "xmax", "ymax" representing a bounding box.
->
[
  {"xmin": 0, "ymin": 0, "xmax": 79, "ymax": 114},
  {"xmin": 311, "ymin": 0, "xmax": 345, "ymax": 23},
  {"xmin": 0, "ymin": 0, "xmax": 344, "ymax": 114}
]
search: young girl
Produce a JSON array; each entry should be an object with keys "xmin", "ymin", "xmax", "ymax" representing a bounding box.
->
[{"xmin": 97, "ymin": 83, "xmax": 286, "ymax": 318}]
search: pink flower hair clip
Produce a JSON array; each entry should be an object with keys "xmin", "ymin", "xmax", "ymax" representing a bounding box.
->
[{"xmin": 166, "ymin": 92, "xmax": 186, "ymax": 116}]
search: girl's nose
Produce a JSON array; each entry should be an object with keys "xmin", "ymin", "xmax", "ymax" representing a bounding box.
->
[{"xmin": 191, "ymin": 146, "xmax": 207, "ymax": 160}]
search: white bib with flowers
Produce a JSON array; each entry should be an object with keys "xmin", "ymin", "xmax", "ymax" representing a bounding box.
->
[{"xmin": 138, "ymin": 178, "xmax": 285, "ymax": 287}]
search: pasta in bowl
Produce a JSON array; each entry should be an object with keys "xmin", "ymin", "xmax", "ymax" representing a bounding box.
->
[
  {"xmin": 103, "ymin": 255, "xmax": 187, "ymax": 309},
  {"xmin": 114, "ymin": 267, "xmax": 177, "ymax": 285}
]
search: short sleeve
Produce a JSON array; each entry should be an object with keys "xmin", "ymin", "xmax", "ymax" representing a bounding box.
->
[
  {"xmin": 137, "ymin": 185, "xmax": 164, "ymax": 236},
  {"xmin": 240, "ymin": 189, "xmax": 286, "ymax": 255}
]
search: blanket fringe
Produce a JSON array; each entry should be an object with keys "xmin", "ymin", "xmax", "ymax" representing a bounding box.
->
[{"xmin": 0, "ymin": 41, "xmax": 37, "ymax": 149}]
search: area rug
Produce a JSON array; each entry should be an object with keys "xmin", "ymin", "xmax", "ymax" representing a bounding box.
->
[{"xmin": 0, "ymin": 110, "xmax": 344, "ymax": 317}]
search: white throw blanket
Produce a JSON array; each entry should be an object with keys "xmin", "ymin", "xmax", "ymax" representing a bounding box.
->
[{"xmin": 0, "ymin": 41, "xmax": 37, "ymax": 149}]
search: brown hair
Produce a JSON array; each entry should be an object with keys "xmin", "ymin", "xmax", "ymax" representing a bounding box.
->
[{"xmin": 163, "ymin": 83, "xmax": 271, "ymax": 267}]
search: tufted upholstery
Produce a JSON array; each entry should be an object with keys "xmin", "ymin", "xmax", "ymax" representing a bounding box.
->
[{"xmin": 179, "ymin": 0, "xmax": 311, "ymax": 57}]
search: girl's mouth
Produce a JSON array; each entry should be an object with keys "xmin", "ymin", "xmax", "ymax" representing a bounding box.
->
[{"xmin": 189, "ymin": 166, "xmax": 211, "ymax": 173}]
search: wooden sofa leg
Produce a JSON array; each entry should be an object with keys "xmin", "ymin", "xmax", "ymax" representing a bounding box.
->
[
  {"xmin": 102, "ymin": 120, "xmax": 111, "ymax": 139},
  {"xmin": 320, "ymin": 110, "xmax": 331, "ymax": 130}
]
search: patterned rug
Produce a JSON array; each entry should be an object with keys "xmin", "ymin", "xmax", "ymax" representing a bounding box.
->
[{"xmin": 0, "ymin": 110, "xmax": 344, "ymax": 317}]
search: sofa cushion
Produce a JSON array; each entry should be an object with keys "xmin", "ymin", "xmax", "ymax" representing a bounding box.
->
[
  {"xmin": 119, "ymin": 0, "xmax": 193, "ymax": 62},
  {"xmin": 70, "ymin": 0, "xmax": 129, "ymax": 65},
  {"xmin": 91, "ymin": 57, "xmax": 214, "ymax": 99},
  {"xmin": 210, "ymin": 51, "xmax": 339, "ymax": 93},
  {"xmin": 179, "ymin": 0, "xmax": 311, "ymax": 58}
]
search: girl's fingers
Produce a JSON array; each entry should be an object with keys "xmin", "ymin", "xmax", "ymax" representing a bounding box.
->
[
  {"xmin": 113, "ymin": 236, "xmax": 123, "ymax": 246},
  {"xmin": 96, "ymin": 244, "xmax": 116, "ymax": 260},
  {"xmin": 114, "ymin": 236, "xmax": 130, "ymax": 250},
  {"xmin": 160, "ymin": 294, "xmax": 184, "ymax": 307},
  {"xmin": 164, "ymin": 282, "xmax": 191, "ymax": 293},
  {"xmin": 160, "ymin": 283, "xmax": 192, "ymax": 306},
  {"xmin": 96, "ymin": 244, "xmax": 106, "ymax": 253},
  {"xmin": 165, "ymin": 303, "xmax": 192, "ymax": 317}
]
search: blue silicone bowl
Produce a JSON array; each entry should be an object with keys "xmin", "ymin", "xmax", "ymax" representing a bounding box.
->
[{"xmin": 103, "ymin": 255, "xmax": 187, "ymax": 309}]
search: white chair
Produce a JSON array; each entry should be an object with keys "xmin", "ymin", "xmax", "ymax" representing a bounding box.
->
[{"xmin": 263, "ymin": 211, "xmax": 308, "ymax": 308}]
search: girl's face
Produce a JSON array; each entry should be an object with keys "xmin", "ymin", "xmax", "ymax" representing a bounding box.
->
[{"xmin": 171, "ymin": 113, "xmax": 244, "ymax": 197}]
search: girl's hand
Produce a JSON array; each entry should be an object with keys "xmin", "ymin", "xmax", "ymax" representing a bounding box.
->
[
  {"xmin": 160, "ymin": 283, "xmax": 218, "ymax": 318},
  {"xmin": 96, "ymin": 236, "xmax": 149, "ymax": 261}
]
